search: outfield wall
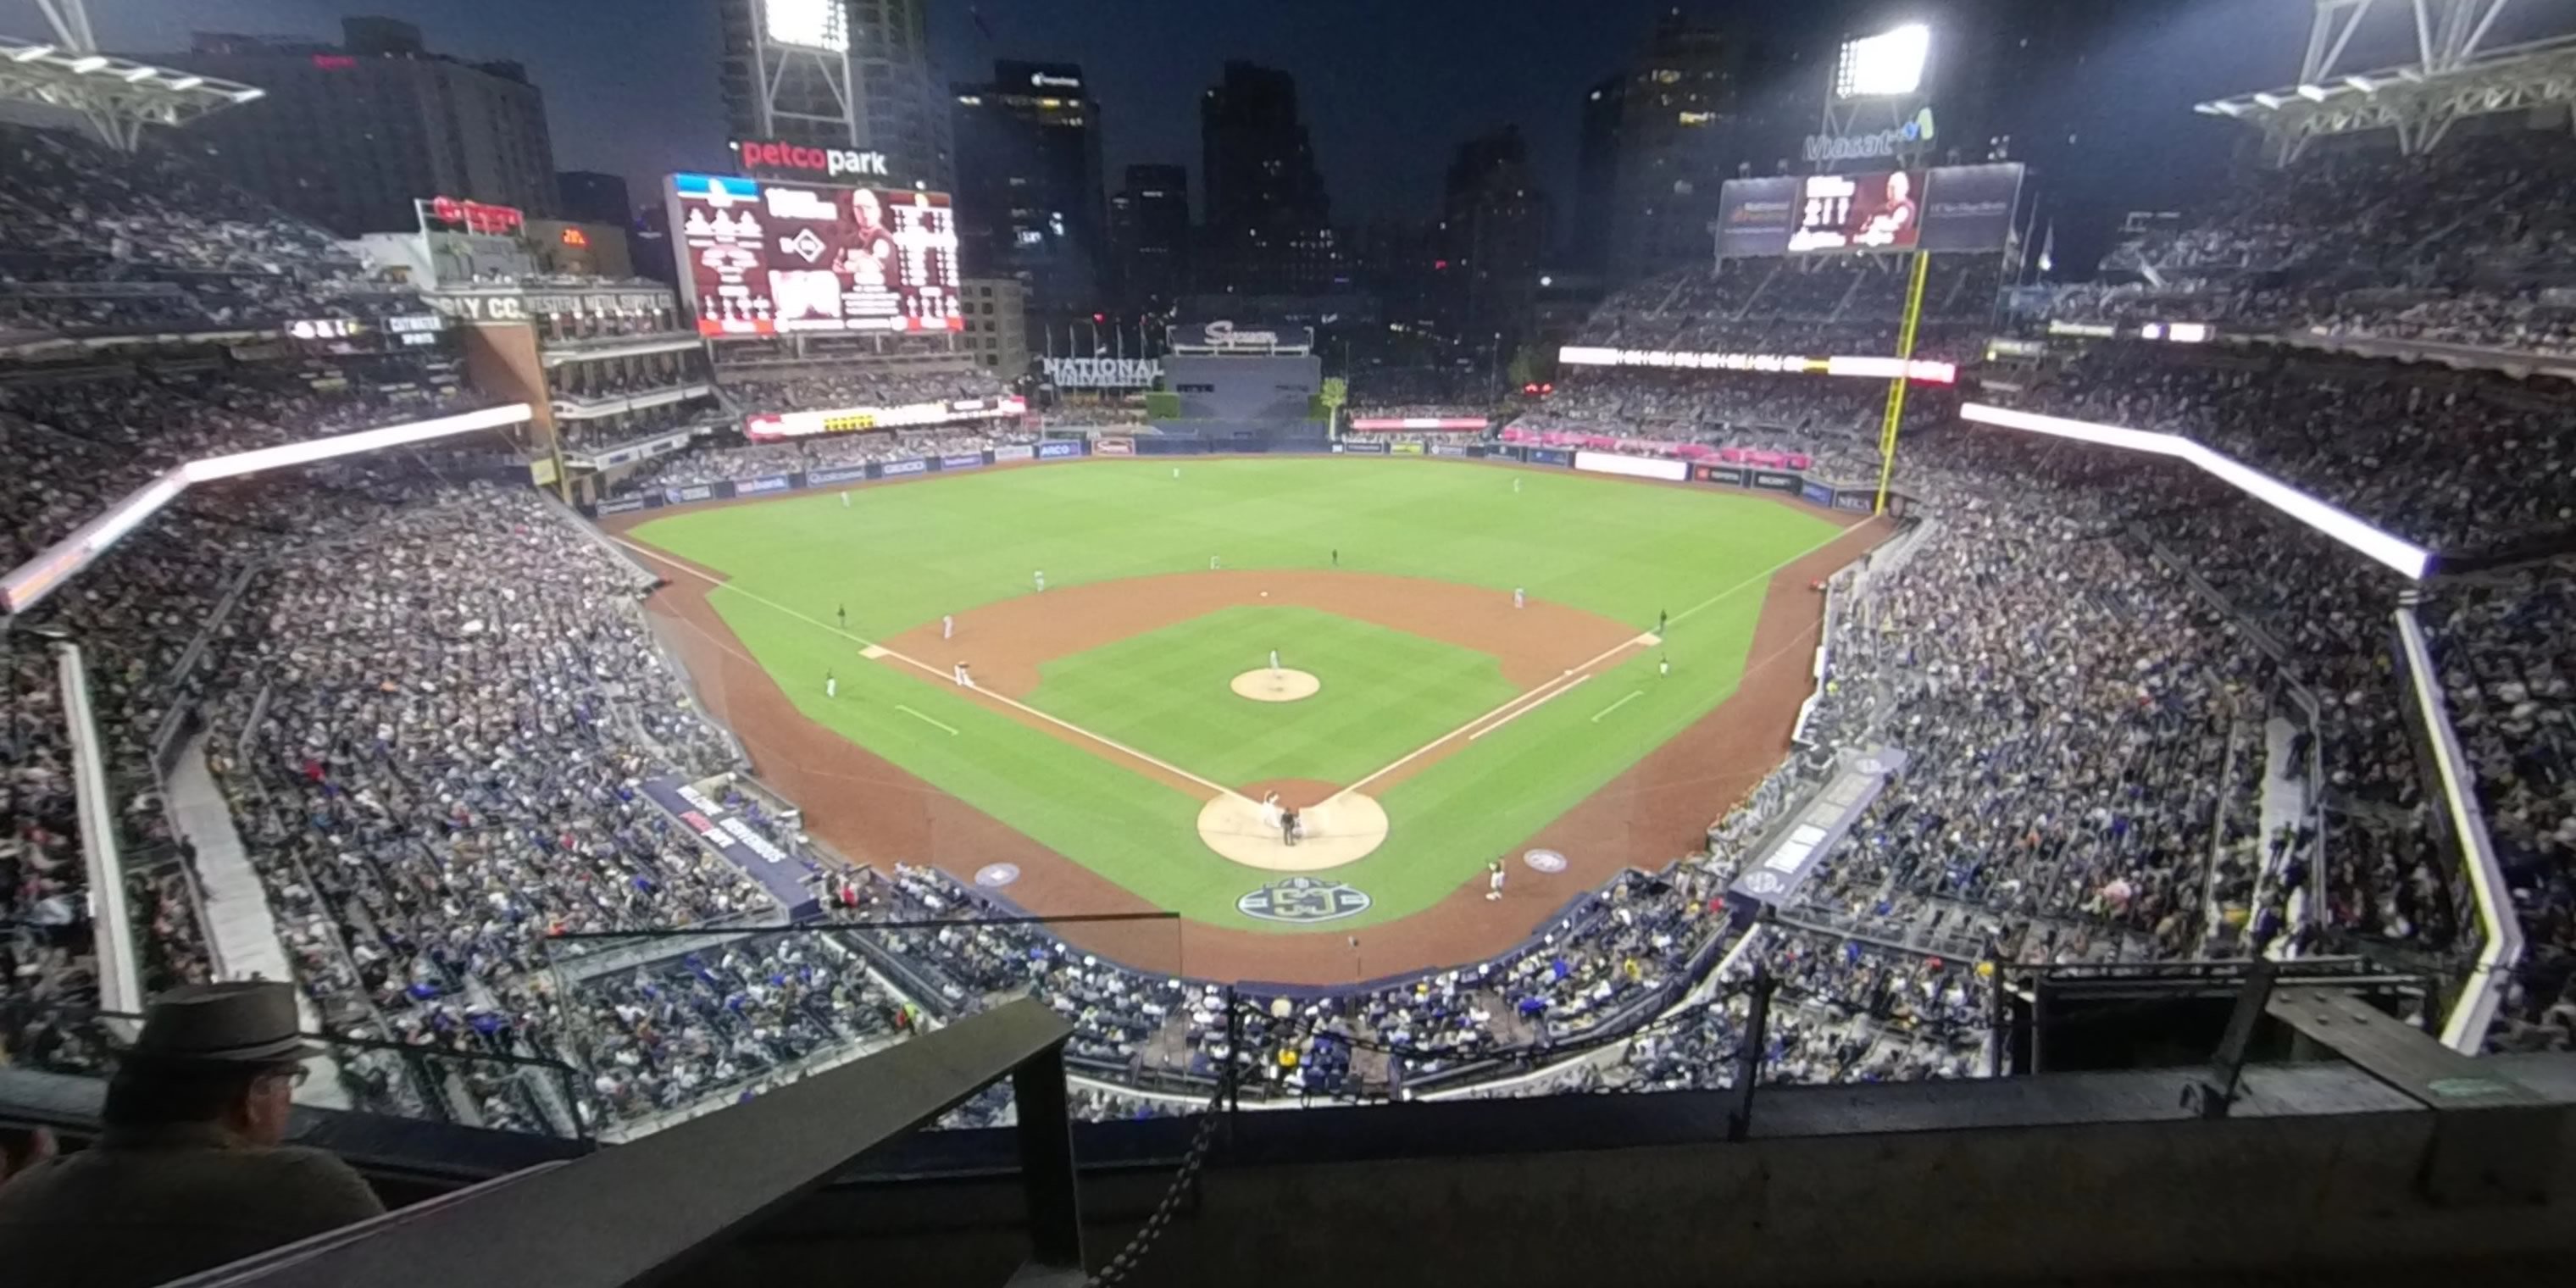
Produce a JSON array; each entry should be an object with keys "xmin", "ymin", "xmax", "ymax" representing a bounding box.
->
[{"xmin": 580, "ymin": 439, "xmax": 1918, "ymax": 519}]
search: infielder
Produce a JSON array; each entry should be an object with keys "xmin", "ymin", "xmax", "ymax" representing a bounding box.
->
[
  {"xmin": 1513, "ymin": 586, "xmax": 1525, "ymax": 609},
  {"xmin": 1659, "ymin": 655, "xmax": 1671, "ymax": 678},
  {"xmin": 836, "ymin": 604, "xmax": 847, "ymax": 630},
  {"xmin": 1035, "ymin": 569, "xmax": 1046, "ymax": 592},
  {"xmin": 1269, "ymin": 648, "xmax": 1281, "ymax": 674},
  {"xmin": 1210, "ymin": 554, "xmax": 1220, "ymax": 571},
  {"xmin": 1485, "ymin": 862, "xmax": 1505, "ymax": 901},
  {"xmin": 952, "ymin": 661, "xmax": 967, "ymax": 686},
  {"xmin": 942, "ymin": 613, "xmax": 955, "ymax": 640},
  {"xmin": 825, "ymin": 670, "xmax": 837, "ymax": 699}
]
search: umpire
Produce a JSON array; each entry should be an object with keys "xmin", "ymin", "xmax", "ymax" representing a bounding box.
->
[{"xmin": 0, "ymin": 980, "xmax": 385, "ymax": 1287}]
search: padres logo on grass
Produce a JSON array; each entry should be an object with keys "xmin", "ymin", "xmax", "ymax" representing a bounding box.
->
[{"xmin": 1237, "ymin": 876, "xmax": 1373, "ymax": 924}]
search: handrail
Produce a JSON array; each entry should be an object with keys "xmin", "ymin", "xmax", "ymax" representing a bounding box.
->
[{"xmin": 180, "ymin": 998, "xmax": 1081, "ymax": 1288}]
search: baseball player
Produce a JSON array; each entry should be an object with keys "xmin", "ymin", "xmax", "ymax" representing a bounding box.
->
[
  {"xmin": 961, "ymin": 663, "xmax": 975, "ymax": 690},
  {"xmin": 952, "ymin": 661, "xmax": 967, "ymax": 686},
  {"xmin": 825, "ymin": 670, "xmax": 837, "ymax": 699},
  {"xmin": 1513, "ymin": 477, "xmax": 1521, "ymax": 494},
  {"xmin": 840, "ymin": 491, "xmax": 850, "ymax": 507},
  {"xmin": 1660, "ymin": 655, "xmax": 1671, "ymax": 678},
  {"xmin": 1210, "ymin": 554, "xmax": 1220, "ymax": 571},
  {"xmin": 1486, "ymin": 862, "xmax": 1505, "ymax": 901},
  {"xmin": 1269, "ymin": 648, "xmax": 1280, "ymax": 674},
  {"xmin": 1172, "ymin": 466, "xmax": 1180, "ymax": 479},
  {"xmin": 836, "ymin": 604, "xmax": 847, "ymax": 631},
  {"xmin": 1330, "ymin": 548, "xmax": 1339, "ymax": 568},
  {"xmin": 1657, "ymin": 608, "xmax": 1668, "ymax": 634},
  {"xmin": 942, "ymin": 613, "xmax": 955, "ymax": 640},
  {"xmin": 1513, "ymin": 586, "xmax": 1525, "ymax": 609},
  {"xmin": 1035, "ymin": 569, "xmax": 1046, "ymax": 592}
]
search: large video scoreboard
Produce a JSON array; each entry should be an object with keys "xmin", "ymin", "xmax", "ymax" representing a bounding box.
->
[
  {"xmin": 1716, "ymin": 163, "xmax": 2024, "ymax": 258},
  {"xmin": 668, "ymin": 172, "xmax": 963, "ymax": 336}
]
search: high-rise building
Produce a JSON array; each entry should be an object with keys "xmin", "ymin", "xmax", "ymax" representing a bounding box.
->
[
  {"xmin": 950, "ymin": 60, "xmax": 1106, "ymax": 319},
  {"xmin": 557, "ymin": 171, "xmax": 633, "ymax": 227},
  {"xmin": 1199, "ymin": 62, "xmax": 1342, "ymax": 297},
  {"xmin": 148, "ymin": 18, "xmax": 558, "ymax": 236},
  {"xmin": 1441, "ymin": 126, "xmax": 1551, "ymax": 347},
  {"xmin": 849, "ymin": 0, "xmax": 952, "ymax": 190},
  {"xmin": 718, "ymin": 0, "xmax": 949, "ymax": 188},
  {"xmin": 959, "ymin": 278, "xmax": 1029, "ymax": 377},
  {"xmin": 1572, "ymin": 75, "xmax": 1625, "ymax": 273},
  {"xmin": 1607, "ymin": 13, "xmax": 1749, "ymax": 283},
  {"xmin": 1108, "ymin": 164, "xmax": 1189, "ymax": 309}
]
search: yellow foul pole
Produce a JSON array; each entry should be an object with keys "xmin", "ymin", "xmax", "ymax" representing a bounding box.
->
[{"xmin": 1873, "ymin": 249, "xmax": 1932, "ymax": 515}]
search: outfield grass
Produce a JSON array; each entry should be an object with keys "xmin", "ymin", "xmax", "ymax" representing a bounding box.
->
[
  {"xmin": 630, "ymin": 458, "xmax": 1841, "ymax": 930},
  {"xmin": 1028, "ymin": 605, "xmax": 1518, "ymax": 787}
]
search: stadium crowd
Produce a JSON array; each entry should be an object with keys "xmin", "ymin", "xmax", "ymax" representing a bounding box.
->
[
  {"xmin": 719, "ymin": 367, "xmax": 1011, "ymax": 416},
  {"xmin": 614, "ymin": 425, "xmax": 1043, "ymax": 493}
]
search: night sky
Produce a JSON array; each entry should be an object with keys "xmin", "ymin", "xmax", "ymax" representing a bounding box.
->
[{"xmin": 7, "ymin": 0, "xmax": 2411, "ymax": 258}]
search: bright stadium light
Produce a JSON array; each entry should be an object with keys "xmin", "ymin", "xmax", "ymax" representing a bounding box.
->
[
  {"xmin": 1834, "ymin": 24, "xmax": 1929, "ymax": 98},
  {"xmin": 763, "ymin": 0, "xmax": 848, "ymax": 53},
  {"xmin": 1958, "ymin": 403, "xmax": 2433, "ymax": 579}
]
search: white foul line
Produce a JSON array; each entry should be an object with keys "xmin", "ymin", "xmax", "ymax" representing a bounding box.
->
[
  {"xmin": 894, "ymin": 705, "xmax": 959, "ymax": 736},
  {"xmin": 1663, "ymin": 522, "xmax": 1861, "ymax": 630},
  {"xmin": 613, "ymin": 536, "xmax": 1242, "ymax": 800},
  {"xmin": 1590, "ymin": 690, "xmax": 1643, "ymax": 723},
  {"xmin": 1469, "ymin": 674, "xmax": 1589, "ymax": 741},
  {"xmin": 1336, "ymin": 628, "xmax": 1657, "ymax": 800}
]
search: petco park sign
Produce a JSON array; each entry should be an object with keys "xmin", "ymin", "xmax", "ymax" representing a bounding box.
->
[
  {"xmin": 734, "ymin": 136, "xmax": 891, "ymax": 180},
  {"xmin": 1041, "ymin": 356, "xmax": 1161, "ymax": 389}
]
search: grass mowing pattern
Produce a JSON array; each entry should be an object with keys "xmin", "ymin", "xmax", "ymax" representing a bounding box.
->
[
  {"xmin": 630, "ymin": 458, "xmax": 1841, "ymax": 930},
  {"xmin": 1028, "ymin": 606, "xmax": 1518, "ymax": 787}
]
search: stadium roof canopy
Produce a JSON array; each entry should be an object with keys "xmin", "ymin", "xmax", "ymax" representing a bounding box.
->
[
  {"xmin": 0, "ymin": 36, "xmax": 265, "ymax": 149},
  {"xmin": 2195, "ymin": 0, "xmax": 2576, "ymax": 160}
]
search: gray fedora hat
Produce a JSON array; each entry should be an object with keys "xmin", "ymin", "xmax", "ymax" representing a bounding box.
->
[{"xmin": 121, "ymin": 981, "xmax": 321, "ymax": 1065}]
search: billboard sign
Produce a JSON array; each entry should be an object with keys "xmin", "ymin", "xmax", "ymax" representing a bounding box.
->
[
  {"xmin": 733, "ymin": 137, "xmax": 890, "ymax": 181},
  {"xmin": 669, "ymin": 171, "xmax": 962, "ymax": 336},
  {"xmin": 1716, "ymin": 164, "xmax": 2023, "ymax": 258},
  {"xmin": 1041, "ymin": 356, "xmax": 1161, "ymax": 389},
  {"xmin": 742, "ymin": 395, "xmax": 1023, "ymax": 440},
  {"xmin": 1788, "ymin": 169, "xmax": 1924, "ymax": 253},
  {"xmin": 1169, "ymin": 319, "xmax": 1313, "ymax": 354}
]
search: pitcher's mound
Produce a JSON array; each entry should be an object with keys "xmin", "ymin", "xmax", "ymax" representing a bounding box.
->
[
  {"xmin": 1197, "ymin": 790, "xmax": 1387, "ymax": 871},
  {"xmin": 1230, "ymin": 668, "xmax": 1321, "ymax": 702}
]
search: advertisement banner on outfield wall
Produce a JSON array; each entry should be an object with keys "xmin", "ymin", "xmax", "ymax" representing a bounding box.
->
[
  {"xmin": 992, "ymin": 445, "xmax": 1035, "ymax": 462},
  {"xmin": 1527, "ymin": 447, "xmax": 1573, "ymax": 466},
  {"xmin": 1800, "ymin": 480, "xmax": 1835, "ymax": 507},
  {"xmin": 940, "ymin": 452, "xmax": 985, "ymax": 470},
  {"xmin": 1695, "ymin": 464, "xmax": 1747, "ymax": 487},
  {"xmin": 1431, "ymin": 444, "xmax": 1475, "ymax": 458},
  {"xmin": 597, "ymin": 496, "xmax": 651, "ymax": 515},
  {"xmin": 1037, "ymin": 440, "xmax": 1085, "ymax": 459},
  {"xmin": 879, "ymin": 458, "xmax": 927, "ymax": 476},
  {"xmin": 1390, "ymin": 441, "xmax": 1426, "ymax": 456},
  {"xmin": 808, "ymin": 465, "xmax": 870, "ymax": 486},
  {"xmin": 1094, "ymin": 436, "xmax": 1135, "ymax": 457},
  {"xmin": 1833, "ymin": 490, "xmax": 1873, "ymax": 514},
  {"xmin": 1339, "ymin": 441, "xmax": 1389, "ymax": 455},
  {"xmin": 1752, "ymin": 470, "xmax": 1799, "ymax": 492},
  {"xmin": 663, "ymin": 484, "xmax": 720, "ymax": 506},
  {"xmin": 737, "ymin": 475, "xmax": 795, "ymax": 495},
  {"xmin": 1575, "ymin": 450, "xmax": 1689, "ymax": 482}
]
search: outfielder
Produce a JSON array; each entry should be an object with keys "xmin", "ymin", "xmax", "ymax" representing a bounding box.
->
[
  {"xmin": 825, "ymin": 670, "xmax": 837, "ymax": 699},
  {"xmin": 840, "ymin": 491, "xmax": 850, "ymax": 508}
]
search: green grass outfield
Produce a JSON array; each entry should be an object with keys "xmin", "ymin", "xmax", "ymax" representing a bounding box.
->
[{"xmin": 629, "ymin": 458, "xmax": 1842, "ymax": 930}]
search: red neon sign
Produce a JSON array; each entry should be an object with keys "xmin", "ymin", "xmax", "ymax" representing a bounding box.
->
[
  {"xmin": 428, "ymin": 196, "xmax": 525, "ymax": 236},
  {"xmin": 559, "ymin": 227, "xmax": 589, "ymax": 247}
]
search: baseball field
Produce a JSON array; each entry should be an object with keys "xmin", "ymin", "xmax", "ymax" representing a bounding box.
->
[{"xmin": 614, "ymin": 456, "xmax": 1876, "ymax": 975}]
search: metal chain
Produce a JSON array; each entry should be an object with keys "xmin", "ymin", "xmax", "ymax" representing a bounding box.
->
[{"xmin": 1083, "ymin": 1082, "xmax": 1226, "ymax": 1288}]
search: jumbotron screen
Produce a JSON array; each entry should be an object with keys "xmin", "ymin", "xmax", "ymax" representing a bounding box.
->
[
  {"xmin": 1786, "ymin": 170, "xmax": 1924, "ymax": 253},
  {"xmin": 669, "ymin": 172, "xmax": 963, "ymax": 336}
]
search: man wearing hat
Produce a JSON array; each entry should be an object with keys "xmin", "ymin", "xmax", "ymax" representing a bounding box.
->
[{"xmin": 0, "ymin": 981, "xmax": 385, "ymax": 1287}]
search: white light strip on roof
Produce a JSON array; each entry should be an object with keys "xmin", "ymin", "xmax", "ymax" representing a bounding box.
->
[
  {"xmin": 3, "ymin": 404, "xmax": 532, "ymax": 615},
  {"xmin": 1958, "ymin": 402, "xmax": 2433, "ymax": 580}
]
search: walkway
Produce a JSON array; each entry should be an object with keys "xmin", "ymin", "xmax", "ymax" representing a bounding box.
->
[{"xmin": 164, "ymin": 734, "xmax": 349, "ymax": 1108}]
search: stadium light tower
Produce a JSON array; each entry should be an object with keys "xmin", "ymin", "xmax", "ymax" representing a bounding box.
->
[
  {"xmin": 2196, "ymin": 0, "xmax": 2576, "ymax": 161},
  {"xmin": 732, "ymin": 0, "xmax": 863, "ymax": 147},
  {"xmin": 1813, "ymin": 22, "xmax": 1936, "ymax": 170},
  {"xmin": 0, "ymin": 0, "xmax": 264, "ymax": 149}
]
